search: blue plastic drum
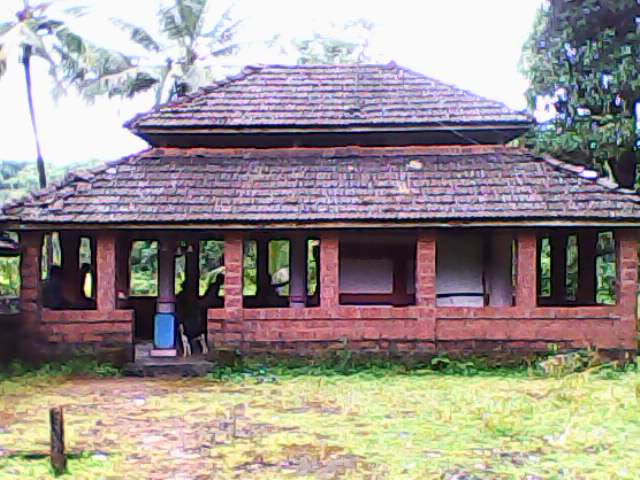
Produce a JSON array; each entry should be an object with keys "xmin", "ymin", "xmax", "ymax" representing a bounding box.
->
[{"xmin": 154, "ymin": 313, "xmax": 176, "ymax": 349}]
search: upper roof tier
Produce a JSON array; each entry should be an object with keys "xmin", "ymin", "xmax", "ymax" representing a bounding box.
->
[{"xmin": 127, "ymin": 63, "xmax": 532, "ymax": 147}]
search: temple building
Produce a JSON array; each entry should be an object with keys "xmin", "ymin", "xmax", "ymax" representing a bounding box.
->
[{"xmin": 1, "ymin": 63, "xmax": 639, "ymax": 369}]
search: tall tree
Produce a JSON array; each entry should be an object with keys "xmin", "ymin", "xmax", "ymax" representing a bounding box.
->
[
  {"xmin": 0, "ymin": 1, "xmax": 129, "ymax": 188},
  {"xmin": 269, "ymin": 19, "xmax": 374, "ymax": 65},
  {"xmin": 83, "ymin": 0, "xmax": 241, "ymax": 106},
  {"xmin": 521, "ymin": 0, "xmax": 640, "ymax": 187}
]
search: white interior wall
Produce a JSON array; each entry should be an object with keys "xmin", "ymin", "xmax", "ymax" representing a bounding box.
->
[
  {"xmin": 486, "ymin": 233, "xmax": 514, "ymax": 306},
  {"xmin": 340, "ymin": 258, "xmax": 394, "ymax": 294},
  {"xmin": 436, "ymin": 233, "xmax": 484, "ymax": 307}
]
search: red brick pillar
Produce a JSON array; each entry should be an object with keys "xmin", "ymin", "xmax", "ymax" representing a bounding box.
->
[
  {"xmin": 319, "ymin": 232, "xmax": 339, "ymax": 308},
  {"xmin": 96, "ymin": 232, "xmax": 117, "ymax": 312},
  {"xmin": 516, "ymin": 230, "xmax": 537, "ymax": 309},
  {"xmin": 415, "ymin": 231, "xmax": 436, "ymax": 307},
  {"xmin": 616, "ymin": 230, "xmax": 638, "ymax": 350},
  {"xmin": 221, "ymin": 234, "xmax": 244, "ymax": 348},
  {"xmin": 19, "ymin": 231, "xmax": 44, "ymax": 357}
]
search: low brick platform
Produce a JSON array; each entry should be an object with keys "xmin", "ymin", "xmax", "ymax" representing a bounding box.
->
[{"xmin": 123, "ymin": 342, "xmax": 213, "ymax": 377}]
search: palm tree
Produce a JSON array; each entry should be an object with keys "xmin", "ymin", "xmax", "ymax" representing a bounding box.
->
[
  {"xmin": 0, "ymin": 1, "xmax": 130, "ymax": 188},
  {"xmin": 83, "ymin": 0, "xmax": 242, "ymax": 107}
]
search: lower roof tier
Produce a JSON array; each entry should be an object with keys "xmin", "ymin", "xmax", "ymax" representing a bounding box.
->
[{"xmin": 2, "ymin": 145, "xmax": 640, "ymax": 226}]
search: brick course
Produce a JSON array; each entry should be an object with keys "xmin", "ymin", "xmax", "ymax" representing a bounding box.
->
[
  {"xmin": 208, "ymin": 230, "xmax": 639, "ymax": 360},
  {"xmin": 10, "ymin": 231, "xmax": 134, "ymax": 364}
]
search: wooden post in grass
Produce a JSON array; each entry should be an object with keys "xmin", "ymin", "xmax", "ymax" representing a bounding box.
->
[{"xmin": 50, "ymin": 407, "xmax": 66, "ymax": 474}]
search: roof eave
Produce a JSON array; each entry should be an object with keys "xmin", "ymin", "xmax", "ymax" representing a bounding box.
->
[
  {"xmin": 130, "ymin": 121, "xmax": 532, "ymax": 136},
  {"xmin": 3, "ymin": 217, "xmax": 640, "ymax": 231}
]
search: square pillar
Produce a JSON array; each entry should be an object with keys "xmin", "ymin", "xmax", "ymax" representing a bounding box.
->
[
  {"xmin": 224, "ymin": 234, "xmax": 243, "ymax": 310},
  {"xmin": 516, "ymin": 230, "xmax": 537, "ymax": 308},
  {"xmin": 319, "ymin": 232, "xmax": 339, "ymax": 308},
  {"xmin": 96, "ymin": 231, "xmax": 117, "ymax": 312},
  {"xmin": 19, "ymin": 231, "xmax": 44, "ymax": 340},
  {"xmin": 157, "ymin": 237, "xmax": 177, "ymax": 314},
  {"xmin": 415, "ymin": 231, "xmax": 436, "ymax": 307},
  {"xmin": 616, "ymin": 230, "xmax": 638, "ymax": 314}
]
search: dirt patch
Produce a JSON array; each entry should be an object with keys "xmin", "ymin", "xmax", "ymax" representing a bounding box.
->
[{"xmin": 235, "ymin": 443, "xmax": 373, "ymax": 479}]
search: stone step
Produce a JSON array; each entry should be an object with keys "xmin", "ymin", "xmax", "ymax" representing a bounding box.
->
[{"xmin": 123, "ymin": 358, "xmax": 214, "ymax": 377}]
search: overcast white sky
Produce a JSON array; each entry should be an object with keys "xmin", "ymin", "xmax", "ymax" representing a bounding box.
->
[{"xmin": 0, "ymin": 0, "xmax": 543, "ymax": 165}]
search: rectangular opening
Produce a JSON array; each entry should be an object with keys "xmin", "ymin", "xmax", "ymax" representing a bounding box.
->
[
  {"xmin": 536, "ymin": 230, "xmax": 616, "ymax": 306},
  {"xmin": 40, "ymin": 232, "xmax": 61, "ymax": 281},
  {"xmin": 42, "ymin": 232, "xmax": 96, "ymax": 310},
  {"xmin": 269, "ymin": 239, "xmax": 290, "ymax": 297},
  {"xmin": 436, "ymin": 231, "xmax": 514, "ymax": 307},
  {"xmin": 596, "ymin": 232, "xmax": 616, "ymax": 305},
  {"xmin": 243, "ymin": 238, "xmax": 291, "ymax": 308},
  {"xmin": 129, "ymin": 240, "xmax": 158, "ymax": 297},
  {"xmin": 79, "ymin": 236, "xmax": 94, "ymax": 301},
  {"xmin": 0, "ymin": 232, "xmax": 20, "ymax": 314},
  {"xmin": 339, "ymin": 237, "xmax": 415, "ymax": 306},
  {"xmin": 307, "ymin": 239, "xmax": 320, "ymax": 306},
  {"xmin": 199, "ymin": 239, "xmax": 224, "ymax": 300},
  {"xmin": 243, "ymin": 240, "xmax": 257, "ymax": 297}
]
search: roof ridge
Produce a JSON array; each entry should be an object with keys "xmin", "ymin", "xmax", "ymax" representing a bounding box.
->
[{"xmin": 1, "ymin": 150, "xmax": 151, "ymax": 215}]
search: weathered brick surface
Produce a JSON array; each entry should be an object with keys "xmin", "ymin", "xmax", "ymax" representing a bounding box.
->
[
  {"xmin": 16, "ymin": 231, "xmax": 45, "ymax": 358},
  {"xmin": 96, "ymin": 232, "xmax": 117, "ymax": 311},
  {"xmin": 319, "ymin": 233, "xmax": 339, "ymax": 308},
  {"xmin": 208, "ymin": 230, "xmax": 639, "ymax": 358},
  {"xmin": 8, "ymin": 232, "xmax": 134, "ymax": 364},
  {"xmin": 516, "ymin": 230, "xmax": 537, "ymax": 308},
  {"xmin": 416, "ymin": 231, "xmax": 436, "ymax": 307}
]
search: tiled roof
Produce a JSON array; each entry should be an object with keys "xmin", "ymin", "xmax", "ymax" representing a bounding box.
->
[
  {"xmin": 127, "ymin": 63, "xmax": 531, "ymax": 131},
  {"xmin": 3, "ymin": 146, "xmax": 639, "ymax": 225}
]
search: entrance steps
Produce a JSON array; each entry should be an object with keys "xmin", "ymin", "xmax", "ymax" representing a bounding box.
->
[{"xmin": 123, "ymin": 341, "xmax": 214, "ymax": 377}]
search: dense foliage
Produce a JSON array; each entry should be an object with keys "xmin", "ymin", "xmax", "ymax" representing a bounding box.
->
[
  {"xmin": 0, "ymin": 1, "xmax": 132, "ymax": 187},
  {"xmin": 521, "ymin": 0, "xmax": 640, "ymax": 187},
  {"xmin": 0, "ymin": 159, "xmax": 99, "ymax": 204},
  {"xmin": 85, "ymin": 0, "xmax": 241, "ymax": 106},
  {"xmin": 289, "ymin": 19, "xmax": 374, "ymax": 65},
  {"xmin": 538, "ymin": 231, "xmax": 617, "ymax": 304}
]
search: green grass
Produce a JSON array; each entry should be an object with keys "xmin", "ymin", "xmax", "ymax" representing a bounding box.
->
[{"xmin": 1, "ymin": 362, "xmax": 639, "ymax": 478}]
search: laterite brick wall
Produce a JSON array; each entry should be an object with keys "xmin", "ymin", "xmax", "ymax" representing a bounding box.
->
[
  {"xmin": 208, "ymin": 230, "xmax": 638, "ymax": 360},
  {"xmin": 11, "ymin": 231, "xmax": 134, "ymax": 365}
]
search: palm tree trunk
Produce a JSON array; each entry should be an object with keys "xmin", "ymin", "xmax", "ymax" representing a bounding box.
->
[{"xmin": 22, "ymin": 44, "xmax": 47, "ymax": 188}]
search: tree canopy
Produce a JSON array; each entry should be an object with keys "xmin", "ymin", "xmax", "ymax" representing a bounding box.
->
[
  {"xmin": 0, "ymin": 1, "xmax": 131, "ymax": 187},
  {"xmin": 83, "ymin": 0, "xmax": 241, "ymax": 106},
  {"xmin": 521, "ymin": 0, "xmax": 640, "ymax": 187},
  {"xmin": 289, "ymin": 19, "xmax": 374, "ymax": 65}
]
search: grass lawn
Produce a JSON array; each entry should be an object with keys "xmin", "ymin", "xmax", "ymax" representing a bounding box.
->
[{"xmin": 0, "ymin": 364, "xmax": 639, "ymax": 479}]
